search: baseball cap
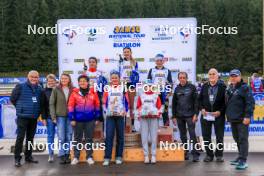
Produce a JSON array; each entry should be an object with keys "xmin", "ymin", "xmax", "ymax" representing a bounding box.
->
[{"xmin": 229, "ymin": 69, "xmax": 241, "ymax": 76}]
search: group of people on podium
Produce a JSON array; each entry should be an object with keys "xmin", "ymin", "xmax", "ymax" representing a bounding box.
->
[{"xmin": 11, "ymin": 47, "xmax": 254, "ymax": 170}]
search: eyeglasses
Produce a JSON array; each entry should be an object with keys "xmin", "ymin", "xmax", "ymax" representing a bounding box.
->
[{"xmin": 30, "ymin": 76, "xmax": 39, "ymax": 78}]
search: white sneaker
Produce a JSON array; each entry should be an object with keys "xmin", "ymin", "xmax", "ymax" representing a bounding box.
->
[
  {"xmin": 48, "ymin": 155, "xmax": 54, "ymax": 163},
  {"xmin": 144, "ymin": 156, "xmax": 149, "ymax": 164},
  {"xmin": 102, "ymin": 159, "xmax": 110, "ymax": 166},
  {"xmin": 71, "ymin": 158, "xmax": 79, "ymax": 165},
  {"xmin": 151, "ymin": 156, "xmax": 156, "ymax": 164},
  {"xmin": 115, "ymin": 157, "xmax": 123, "ymax": 165},
  {"xmin": 87, "ymin": 158, "xmax": 95, "ymax": 165},
  {"xmin": 132, "ymin": 126, "xmax": 136, "ymax": 132}
]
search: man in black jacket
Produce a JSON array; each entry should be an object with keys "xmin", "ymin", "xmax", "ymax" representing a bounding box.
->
[
  {"xmin": 172, "ymin": 72, "xmax": 200, "ymax": 162},
  {"xmin": 199, "ymin": 68, "xmax": 226, "ymax": 162},
  {"xmin": 10, "ymin": 70, "xmax": 44, "ymax": 167},
  {"xmin": 226, "ymin": 69, "xmax": 254, "ymax": 170}
]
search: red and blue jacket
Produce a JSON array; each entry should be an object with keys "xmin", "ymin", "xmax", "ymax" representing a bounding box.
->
[{"xmin": 68, "ymin": 87, "xmax": 100, "ymax": 122}]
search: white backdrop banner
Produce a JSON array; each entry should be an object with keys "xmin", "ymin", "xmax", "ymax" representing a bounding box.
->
[
  {"xmin": 1, "ymin": 104, "xmax": 48, "ymax": 139},
  {"xmin": 57, "ymin": 18, "xmax": 197, "ymax": 86}
]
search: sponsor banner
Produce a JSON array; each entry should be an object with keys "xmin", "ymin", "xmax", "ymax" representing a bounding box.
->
[
  {"xmin": 0, "ymin": 96, "xmax": 49, "ymax": 139},
  {"xmin": 0, "ymin": 93, "xmax": 264, "ymax": 138},
  {"xmin": 57, "ymin": 18, "xmax": 197, "ymax": 86},
  {"xmin": 0, "ymin": 77, "xmax": 48, "ymax": 84},
  {"xmin": 0, "ymin": 96, "xmax": 10, "ymax": 138}
]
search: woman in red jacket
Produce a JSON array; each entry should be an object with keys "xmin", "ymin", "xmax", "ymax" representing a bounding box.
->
[{"xmin": 68, "ymin": 75, "xmax": 100, "ymax": 165}]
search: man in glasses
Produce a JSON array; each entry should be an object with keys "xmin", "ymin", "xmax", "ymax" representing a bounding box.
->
[
  {"xmin": 10, "ymin": 70, "xmax": 44, "ymax": 167},
  {"xmin": 225, "ymin": 69, "xmax": 254, "ymax": 170},
  {"xmin": 172, "ymin": 72, "xmax": 200, "ymax": 162},
  {"xmin": 199, "ymin": 68, "xmax": 226, "ymax": 162}
]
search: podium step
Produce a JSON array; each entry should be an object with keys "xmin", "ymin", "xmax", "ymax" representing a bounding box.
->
[{"xmin": 71, "ymin": 146, "xmax": 184, "ymax": 162}]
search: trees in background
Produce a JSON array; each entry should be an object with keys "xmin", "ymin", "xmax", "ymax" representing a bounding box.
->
[{"xmin": 0, "ymin": 0, "xmax": 262, "ymax": 74}]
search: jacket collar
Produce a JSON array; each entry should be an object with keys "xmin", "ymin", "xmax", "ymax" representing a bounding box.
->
[
  {"xmin": 178, "ymin": 82, "xmax": 189, "ymax": 87},
  {"xmin": 231, "ymin": 80, "xmax": 244, "ymax": 89},
  {"xmin": 155, "ymin": 66, "xmax": 165, "ymax": 70},
  {"xmin": 26, "ymin": 80, "xmax": 38, "ymax": 89},
  {"xmin": 88, "ymin": 68, "xmax": 96, "ymax": 72},
  {"xmin": 58, "ymin": 85, "xmax": 73, "ymax": 93}
]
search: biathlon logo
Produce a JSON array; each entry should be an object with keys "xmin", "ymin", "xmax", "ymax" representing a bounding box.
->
[{"xmin": 63, "ymin": 29, "xmax": 77, "ymax": 45}]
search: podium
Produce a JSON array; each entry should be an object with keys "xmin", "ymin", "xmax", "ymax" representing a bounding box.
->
[{"xmin": 71, "ymin": 123, "xmax": 184, "ymax": 162}]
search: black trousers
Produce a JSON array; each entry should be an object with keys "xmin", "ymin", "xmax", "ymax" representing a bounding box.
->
[
  {"xmin": 177, "ymin": 117, "xmax": 199, "ymax": 156},
  {"xmin": 231, "ymin": 122, "xmax": 249, "ymax": 162},
  {"xmin": 14, "ymin": 117, "xmax": 38, "ymax": 160},
  {"xmin": 201, "ymin": 116, "xmax": 225, "ymax": 158},
  {"xmin": 73, "ymin": 120, "xmax": 95, "ymax": 159}
]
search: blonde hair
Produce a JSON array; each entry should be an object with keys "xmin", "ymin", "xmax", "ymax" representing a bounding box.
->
[
  {"xmin": 46, "ymin": 74, "xmax": 56, "ymax": 81},
  {"xmin": 28, "ymin": 70, "xmax": 39, "ymax": 77}
]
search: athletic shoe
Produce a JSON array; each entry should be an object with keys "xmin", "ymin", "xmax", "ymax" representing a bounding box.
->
[
  {"xmin": 230, "ymin": 158, "xmax": 239, "ymax": 166},
  {"xmin": 71, "ymin": 158, "xmax": 79, "ymax": 165},
  {"xmin": 115, "ymin": 157, "xmax": 123, "ymax": 165},
  {"xmin": 144, "ymin": 156, "xmax": 149, "ymax": 164},
  {"xmin": 203, "ymin": 155, "xmax": 213, "ymax": 162},
  {"xmin": 151, "ymin": 156, "xmax": 156, "ymax": 164},
  {"xmin": 48, "ymin": 155, "xmax": 54, "ymax": 163},
  {"xmin": 87, "ymin": 158, "xmax": 95, "ymax": 165},
  {"xmin": 102, "ymin": 159, "xmax": 110, "ymax": 166},
  {"xmin": 216, "ymin": 156, "xmax": 224, "ymax": 162},
  {"xmin": 236, "ymin": 161, "xmax": 248, "ymax": 170}
]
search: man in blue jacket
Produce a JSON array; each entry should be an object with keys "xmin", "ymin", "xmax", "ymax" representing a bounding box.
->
[
  {"xmin": 10, "ymin": 70, "xmax": 43, "ymax": 167},
  {"xmin": 225, "ymin": 69, "xmax": 255, "ymax": 170}
]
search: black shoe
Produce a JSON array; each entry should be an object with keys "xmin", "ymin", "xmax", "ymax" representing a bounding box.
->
[
  {"xmin": 15, "ymin": 160, "xmax": 21, "ymax": 167},
  {"xmin": 192, "ymin": 156, "xmax": 199, "ymax": 162},
  {"xmin": 65, "ymin": 154, "xmax": 71, "ymax": 164},
  {"xmin": 25, "ymin": 157, "xmax": 38, "ymax": 164},
  {"xmin": 216, "ymin": 156, "xmax": 224, "ymax": 162},
  {"xmin": 203, "ymin": 155, "xmax": 214, "ymax": 162},
  {"xmin": 60, "ymin": 155, "xmax": 66, "ymax": 164},
  {"xmin": 184, "ymin": 154, "xmax": 189, "ymax": 161}
]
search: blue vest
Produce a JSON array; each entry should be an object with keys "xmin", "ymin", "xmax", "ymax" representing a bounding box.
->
[{"xmin": 15, "ymin": 82, "xmax": 42, "ymax": 118}]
